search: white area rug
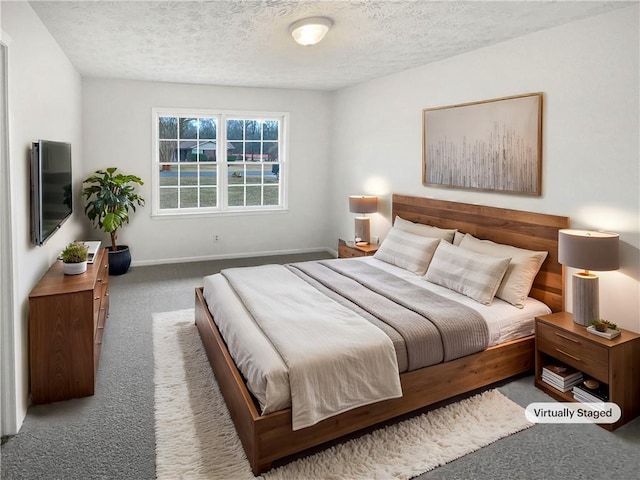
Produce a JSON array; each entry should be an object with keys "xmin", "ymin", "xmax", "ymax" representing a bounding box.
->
[{"xmin": 153, "ymin": 309, "xmax": 533, "ymax": 480}]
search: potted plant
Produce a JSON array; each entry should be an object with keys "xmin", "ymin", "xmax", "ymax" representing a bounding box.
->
[
  {"xmin": 590, "ymin": 319, "xmax": 618, "ymax": 333},
  {"xmin": 61, "ymin": 242, "xmax": 89, "ymax": 275},
  {"xmin": 82, "ymin": 168, "xmax": 144, "ymax": 275}
]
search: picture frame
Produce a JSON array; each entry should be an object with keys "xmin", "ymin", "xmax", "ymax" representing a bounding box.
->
[{"xmin": 422, "ymin": 92, "xmax": 543, "ymax": 195}]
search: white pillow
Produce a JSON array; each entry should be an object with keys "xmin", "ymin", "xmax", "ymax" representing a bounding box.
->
[
  {"xmin": 374, "ymin": 227, "xmax": 441, "ymax": 275},
  {"xmin": 394, "ymin": 216, "xmax": 456, "ymax": 243},
  {"xmin": 424, "ymin": 242, "xmax": 511, "ymax": 305},
  {"xmin": 453, "ymin": 231, "xmax": 465, "ymax": 246},
  {"xmin": 458, "ymin": 234, "xmax": 548, "ymax": 308}
]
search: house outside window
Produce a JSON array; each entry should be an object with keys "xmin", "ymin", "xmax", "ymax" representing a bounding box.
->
[{"xmin": 152, "ymin": 108, "xmax": 288, "ymax": 217}]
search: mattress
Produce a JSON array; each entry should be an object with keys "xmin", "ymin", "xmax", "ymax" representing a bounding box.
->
[{"xmin": 202, "ymin": 257, "xmax": 551, "ymax": 414}]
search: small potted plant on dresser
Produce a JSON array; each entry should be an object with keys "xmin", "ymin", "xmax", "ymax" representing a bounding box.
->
[
  {"xmin": 61, "ymin": 242, "xmax": 89, "ymax": 275},
  {"xmin": 82, "ymin": 168, "xmax": 145, "ymax": 276},
  {"xmin": 588, "ymin": 319, "xmax": 621, "ymax": 339}
]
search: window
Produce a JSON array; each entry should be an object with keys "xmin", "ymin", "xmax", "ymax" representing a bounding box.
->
[{"xmin": 153, "ymin": 108, "xmax": 287, "ymax": 216}]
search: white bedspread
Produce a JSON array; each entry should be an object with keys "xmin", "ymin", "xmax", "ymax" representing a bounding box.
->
[{"xmin": 221, "ymin": 264, "xmax": 403, "ymax": 430}]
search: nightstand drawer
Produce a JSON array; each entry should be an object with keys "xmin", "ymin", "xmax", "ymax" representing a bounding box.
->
[
  {"xmin": 338, "ymin": 244, "xmax": 361, "ymax": 258},
  {"xmin": 537, "ymin": 323, "xmax": 608, "ymax": 381}
]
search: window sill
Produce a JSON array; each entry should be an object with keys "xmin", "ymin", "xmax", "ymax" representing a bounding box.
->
[{"xmin": 151, "ymin": 207, "xmax": 289, "ymax": 220}]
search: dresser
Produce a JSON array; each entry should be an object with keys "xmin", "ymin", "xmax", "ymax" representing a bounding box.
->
[{"xmin": 29, "ymin": 248, "xmax": 110, "ymax": 404}]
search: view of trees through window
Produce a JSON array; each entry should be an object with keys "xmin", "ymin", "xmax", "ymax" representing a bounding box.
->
[
  {"xmin": 226, "ymin": 119, "xmax": 280, "ymax": 207},
  {"xmin": 155, "ymin": 111, "xmax": 284, "ymax": 213}
]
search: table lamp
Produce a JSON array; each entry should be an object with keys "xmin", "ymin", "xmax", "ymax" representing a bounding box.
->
[
  {"xmin": 349, "ymin": 195, "xmax": 377, "ymax": 245},
  {"xmin": 558, "ymin": 229, "xmax": 619, "ymax": 326}
]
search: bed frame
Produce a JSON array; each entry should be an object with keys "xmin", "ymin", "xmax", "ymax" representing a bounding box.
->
[{"xmin": 194, "ymin": 195, "xmax": 570, "ymax": 475}]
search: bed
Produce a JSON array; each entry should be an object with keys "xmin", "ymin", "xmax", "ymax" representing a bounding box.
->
[{"xmin": 194, "ymin": 195, "xmax": 570, "ymax": 474}]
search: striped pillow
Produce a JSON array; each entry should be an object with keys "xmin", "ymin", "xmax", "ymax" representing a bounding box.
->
[
  {"xmin": 374, "ymin": 228, "xmax": 441, "ymax": 275},
  {"xmin": 424, "ymin": 242, "xmax": 511, "ymax": 305},
  {"xmin": 459, "ymin": 234, "xmax": 548, "ymax": 308}
]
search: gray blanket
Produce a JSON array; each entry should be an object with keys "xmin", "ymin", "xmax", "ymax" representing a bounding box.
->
[{"xmin": 288, "ymin": 259, "xmax": 489, "ymax": 370}]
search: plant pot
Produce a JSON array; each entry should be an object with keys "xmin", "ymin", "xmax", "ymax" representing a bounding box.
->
[
  {"xmin": 63, "ymin": 261, "xmax": 87, "ymax": 275},
  {"xmin": 107, "ymin": 245, "xmax": 131, "ymax": 276}
]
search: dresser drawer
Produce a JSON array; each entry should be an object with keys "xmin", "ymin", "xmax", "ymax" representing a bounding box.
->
[
  {"xmin": 101, "ymin": 287, "xmax": 110, "ymax": 319},
  {"xmin": 537, "ymin": 322, "xmax": 609, "ymax": 381}
]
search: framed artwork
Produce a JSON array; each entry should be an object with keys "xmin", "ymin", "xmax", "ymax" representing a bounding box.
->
[{"xmin": 422, "ymin": 92, "xmax": 542, "ymax": 195}]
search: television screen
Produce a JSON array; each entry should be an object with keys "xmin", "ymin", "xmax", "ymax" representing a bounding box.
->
[{"xmin": 31, "ymin": 140, "xmax": 72, "ymax": 245}]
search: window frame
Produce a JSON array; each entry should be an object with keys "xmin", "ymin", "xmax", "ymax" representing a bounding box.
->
[{"xmin": 151, "ymin": 107, "xmax": 289, "ymax": 218}]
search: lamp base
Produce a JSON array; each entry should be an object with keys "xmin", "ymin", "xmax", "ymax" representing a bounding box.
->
[
  {"xmin": 572, "ymin": 272, "xmax": 599, "ymax": 326},
  {"xmin": 354, "ymin": 217, "xmax": 371, "ymax": 244}
]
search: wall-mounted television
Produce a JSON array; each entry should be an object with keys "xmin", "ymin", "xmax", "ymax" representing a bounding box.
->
[{"xmin": 30, "ymin": 140, "xmax": 73, "ymax": 246}]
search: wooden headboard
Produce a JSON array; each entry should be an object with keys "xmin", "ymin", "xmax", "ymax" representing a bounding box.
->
[{"xmin": 392, "ymin": 194, "xmax": 570, "ymax": 312}]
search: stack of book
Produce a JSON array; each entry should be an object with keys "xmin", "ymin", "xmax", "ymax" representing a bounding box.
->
[
  {"xmin": 573, "ymin": 380, "xmax": 609, "ymax": 404},
  {"xmin": 541, "ymin": 364, "xmax": 583, "ymax": 392}
]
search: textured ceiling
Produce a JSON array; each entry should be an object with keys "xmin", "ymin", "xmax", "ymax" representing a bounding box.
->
[{"xmin": 30, "ymin": 1, "xmax": 630, "ymax": 91}]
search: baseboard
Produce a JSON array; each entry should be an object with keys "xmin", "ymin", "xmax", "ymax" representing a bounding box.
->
[{"xmin": 130, "ymin": 246, "xmax": 337, "ymax": 267}]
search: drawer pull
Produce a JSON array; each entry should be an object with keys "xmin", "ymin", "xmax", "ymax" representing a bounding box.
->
[
  {"xmin": 97, "ymin": 279, "xmax": 102, "ymax": 283},
  {"xmin": 555, "ymin": 332, "xmax": 580, "ymax": 344},
  {"xmin": 556, "ymin": 348, "xmax": 581, "ymax": 362},
  {"xmin": 94, "ymin": 296, "xmax": 100, "ymax": 300}
]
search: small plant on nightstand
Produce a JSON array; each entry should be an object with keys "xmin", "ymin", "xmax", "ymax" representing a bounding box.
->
[
  {"xmin": 61, "ymin": 242, "xmax": 89, "ymax": 275},
  {"xmin": 590, "ymin": 319, "xmax": 618, "ymax": 332}
]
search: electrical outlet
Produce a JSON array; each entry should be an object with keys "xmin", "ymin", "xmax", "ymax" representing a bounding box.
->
[{"xmin": 213, "ymin": 234, "xmax": 219, "ymax": 242}]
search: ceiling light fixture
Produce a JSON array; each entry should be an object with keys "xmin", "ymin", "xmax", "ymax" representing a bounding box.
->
[{"xmin": 289, "ymin": 17, "xmax": 333, "ymax": 46}]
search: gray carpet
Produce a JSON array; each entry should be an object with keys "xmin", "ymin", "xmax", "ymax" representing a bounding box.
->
[{"xmin": 1, "ymin": 252, "xmax": 639, "ymax": 480}]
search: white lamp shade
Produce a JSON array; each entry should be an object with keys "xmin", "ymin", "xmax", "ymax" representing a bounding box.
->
[{"xmin": 289, "ymin": 17, "xmax": 332, "ymax": 46}]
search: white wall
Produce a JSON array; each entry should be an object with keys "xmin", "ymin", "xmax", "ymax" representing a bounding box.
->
[
  {"xmin": 1, "ymin": 2, "xmax": 84, "ymax": 433},
  {"xmin": 330, "ymin": 5, "xmax": 640, "ymax": 332},
  {"xmin": 81, "ymin": 79, "xmax": 332, "ymax": 263}
]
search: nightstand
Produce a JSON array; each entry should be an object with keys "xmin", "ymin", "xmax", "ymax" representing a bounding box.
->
[
  {"xmin": 534, "ymin": 312, "xmax": 640, "ymax": 430},
  {"xmin": 337, "ymin": 239, "xmax": 380, "ymax": 258}
]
